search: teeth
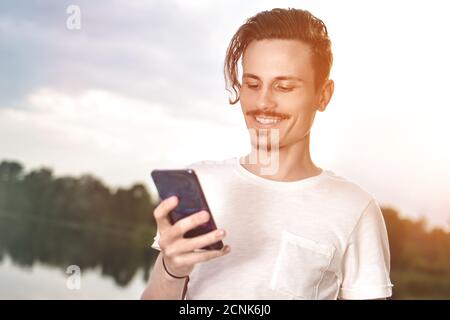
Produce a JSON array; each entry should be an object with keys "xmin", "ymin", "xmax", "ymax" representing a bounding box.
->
[{"xmin": 255, "ymin": 117, "xmax": 283, "ymax": 125}]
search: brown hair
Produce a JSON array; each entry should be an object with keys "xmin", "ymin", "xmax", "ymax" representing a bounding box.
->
[{"xmin": 224, "ymin": 8, "xmax": 333, "ymax": 105}]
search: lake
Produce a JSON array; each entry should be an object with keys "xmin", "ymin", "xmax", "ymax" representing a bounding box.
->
[{"xmin": 0, "ymin": 215, "xmax": 157, "ymax": 299}]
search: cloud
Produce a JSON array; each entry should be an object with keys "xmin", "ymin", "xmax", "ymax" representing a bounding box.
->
[
  {"xmin": 0, "ymin": 0, "xmax": 238, "ymax": 117},
  {"xmin": 0, "ymin": 87, "xmax": 246, "ymax": 190}
]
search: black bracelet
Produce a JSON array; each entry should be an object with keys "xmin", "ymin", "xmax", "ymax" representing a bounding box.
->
[{"xmin": 162, "ymin": 256, "xmax": 189, "ymax": 279}]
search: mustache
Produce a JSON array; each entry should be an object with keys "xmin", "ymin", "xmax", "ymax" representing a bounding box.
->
[{"xmin": 246, "ymin": 110, "xmax": 290, "ymax": 119}]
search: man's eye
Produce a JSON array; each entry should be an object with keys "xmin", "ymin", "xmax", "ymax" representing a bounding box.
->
[{"xmin": 277, "ymin": 86, "xmax": 293, "ymax": 92}]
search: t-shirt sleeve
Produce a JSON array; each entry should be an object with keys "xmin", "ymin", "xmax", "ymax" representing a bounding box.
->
[
  {"xmin": 339, "ymin": 198, "xmax": 394, "ymax": 299},
  {"xmin": 151, "ymin": 229, "xmax": 162, "ymax": 251}
]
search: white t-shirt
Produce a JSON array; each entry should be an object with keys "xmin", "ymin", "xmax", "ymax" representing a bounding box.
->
[{"xmin": 151, "ymin": 156, "xmax": 393, "ymax": 300}]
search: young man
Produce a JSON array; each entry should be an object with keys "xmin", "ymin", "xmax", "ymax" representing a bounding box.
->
[{"xmin": 141, "ymin": 8, "xmax": 393, "ymax": 300}]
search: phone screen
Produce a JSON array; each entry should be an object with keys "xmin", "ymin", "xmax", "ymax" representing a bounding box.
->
[{"xmin": 151, "ymin": 169, "xmax": 223, "ymax": 250}]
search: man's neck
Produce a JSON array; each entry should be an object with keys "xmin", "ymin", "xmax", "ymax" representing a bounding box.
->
[{"xmin": 241, "ymin": 134, "xmax": 322, "ymax": 182}]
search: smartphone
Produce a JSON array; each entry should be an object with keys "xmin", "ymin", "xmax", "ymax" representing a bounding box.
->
[{"xmin": 151, "ymin": 169, "xmax": 224, "ymax": 250}]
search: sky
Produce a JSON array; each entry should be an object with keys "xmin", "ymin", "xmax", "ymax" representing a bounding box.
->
[{"xmin": 1, "ymin": 0, "xmax": 449, "ymax": 229}]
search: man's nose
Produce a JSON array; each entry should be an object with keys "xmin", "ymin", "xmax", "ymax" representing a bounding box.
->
[{"xmin": 256, "ymin": 87, "xmax": 276, "ymax": 109}]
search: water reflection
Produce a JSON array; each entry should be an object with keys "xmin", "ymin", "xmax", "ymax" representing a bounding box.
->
[{"xmin": 0, "ymin": 214, "xmax": 158, "ymax": 299}]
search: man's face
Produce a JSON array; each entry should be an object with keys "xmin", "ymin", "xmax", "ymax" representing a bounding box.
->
[{"xmin": 240, "ymin": 39, "xmax": 323, "ymax": 150}]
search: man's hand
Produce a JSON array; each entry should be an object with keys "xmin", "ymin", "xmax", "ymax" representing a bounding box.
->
[{"xmin": 153, "ymin": 195, "xmax": 230, "ymax": 277}]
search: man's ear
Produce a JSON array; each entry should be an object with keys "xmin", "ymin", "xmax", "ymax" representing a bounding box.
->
[{"xmin": 317, "ymin": 79, "xmax": 334, "ymax": 112}]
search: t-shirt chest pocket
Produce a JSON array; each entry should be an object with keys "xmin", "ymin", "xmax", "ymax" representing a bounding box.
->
[{"xmin": 270, "ymin": 230, "xmax": 336, "ymax": 299}]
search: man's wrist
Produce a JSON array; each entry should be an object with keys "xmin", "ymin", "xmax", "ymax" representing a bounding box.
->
[{"xmin": 162, "ymin": 255, "xmax": 190, "ymax": 281}]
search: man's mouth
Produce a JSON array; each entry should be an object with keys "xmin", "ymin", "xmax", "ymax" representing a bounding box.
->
[
  {"xmin": 254, "ymin": 116, "xmax": 284, "ymax": 125},
  {"xmin": 252, "ymin": 114, "xmax": 289, "ymax": 127}
]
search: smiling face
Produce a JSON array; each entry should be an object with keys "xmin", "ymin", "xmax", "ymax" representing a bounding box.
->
[{"xmin": 240, "ymin": 39, "xmax": 330, "ymax": 150}]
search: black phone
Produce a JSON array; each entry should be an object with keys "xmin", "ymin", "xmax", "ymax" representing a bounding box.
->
[{"xmin": 151, "ymin": 169, "xmax": 224, "ymax": 250}]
